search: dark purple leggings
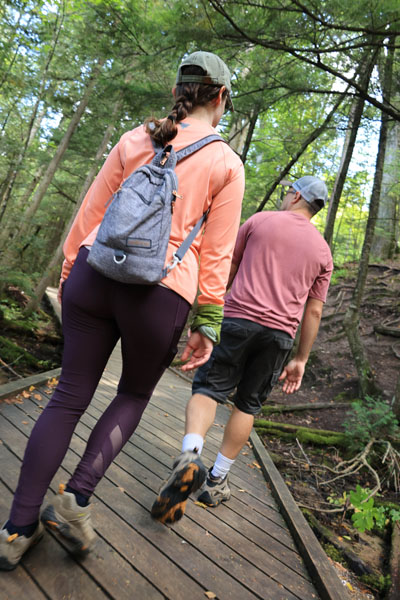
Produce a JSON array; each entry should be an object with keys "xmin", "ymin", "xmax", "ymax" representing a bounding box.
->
[{"xmin": 10, "ymin": 248, "xmax": 190, "ymax": 525}]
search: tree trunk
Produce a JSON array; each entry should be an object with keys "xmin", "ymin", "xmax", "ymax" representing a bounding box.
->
[
  {"xmin": 371, "ymin": 115, "xmax": 400, "ymax": 259},
  {"xmin": 0, "ymin": 6, "xmax": 64, "ymax": 226},
  {"xmin": 240, "ymin": 108, "xmax": 259, "ymax": 164},
  {"xmin": 256, "ymin": 91, "xmax": 346, "ymax": 212},
  {"xmin": 0, "ymin": 164, "xmax": 45, "ymax": 249},
  {"xmin": 324, "ymin": 52, "xmax": 376, "ymax": 246},
  {"xmin": 343, "ymin": 38, "xmax": 395, "ymax": 399},
  {"xmin": 228, "ymin": 108, "xmax": 259, "ymax": 163},
  {"xmin": 12, "ymin": 60, "xmax": 104, "ymax": 246},
  {"xmin": 393, "ymin": 371, "xmax": 400, "ymax": 422},
  {"xmin": 24, "ymin": 102, "xmax": 119, "ymax": 315}
]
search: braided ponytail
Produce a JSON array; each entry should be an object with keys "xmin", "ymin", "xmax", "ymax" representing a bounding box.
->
[{"xmin": 145, "ymin": 65, "xmax": 228, "ymax": 147}]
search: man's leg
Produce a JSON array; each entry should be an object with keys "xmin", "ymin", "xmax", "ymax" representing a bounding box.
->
[
  {"xmin": 197, "ymin": 326, "xmax": 293, "ymax": 507},
  {"xmin": 152, "ymin": 318, "xmax": 257, "ymax": 524},
  {"xmin": 219, "ymin": 406, "xmax": 254, "ymax": 459},
  {"xmin": 195, "ymin": 407, "xmax": 254, "ymax": 507},
  {"xmin": 181, "ymin": 393, "xmax": 218, "ymax": 454}
]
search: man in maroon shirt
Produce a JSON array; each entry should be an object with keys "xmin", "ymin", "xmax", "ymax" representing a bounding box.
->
[{"xmin": 152, "ymin": 176, "xmax": 333, "ymax": 523}]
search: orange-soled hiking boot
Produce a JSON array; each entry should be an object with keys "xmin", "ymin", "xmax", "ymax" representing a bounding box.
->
[
  {"xmin": 0, "ymin": 521, "xmax": 44, "ymax": 571},
  {"xmin": 151, "ymin": 450, "xmax": 206, "ymax": 524},
  {"xmin": 40, "ymin": 484, "xmax": 96, "ymax": 555}
]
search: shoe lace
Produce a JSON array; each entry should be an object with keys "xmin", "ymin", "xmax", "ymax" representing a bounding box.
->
[{"xmin": 7, "ymin": 533, "xmax": 18, "ymax": 543}]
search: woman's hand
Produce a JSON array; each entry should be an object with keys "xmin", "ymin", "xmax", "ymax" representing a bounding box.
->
[{"xmin": 180, "ymin": 330, "xmax": 214, "ymax": 371}]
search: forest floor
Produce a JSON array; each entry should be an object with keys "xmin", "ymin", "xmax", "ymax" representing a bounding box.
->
[{"xmin": 1, "ymin": 260, "xmax": 399, "ymax": 598}]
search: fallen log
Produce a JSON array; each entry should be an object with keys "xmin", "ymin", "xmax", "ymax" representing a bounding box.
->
[
  {"xmin": 254, "ymin": 419, "xmax": 347, "ymax": 447},
  {"xmin": 373, "ymin": 325, "xmax": 400, "ymax": 338},
  {"xmin": 261, "ymin": 402, "xmax": 351, "ymax": 415}
]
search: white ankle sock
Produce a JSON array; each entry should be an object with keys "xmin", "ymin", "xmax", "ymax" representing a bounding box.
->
[
  {"xmin": 211, "ymin": 452, "xmax": 235, "ymax": 479},
  {"xmin": 181, "ymin": 433, "xmax": 204, "ymax": 455}
]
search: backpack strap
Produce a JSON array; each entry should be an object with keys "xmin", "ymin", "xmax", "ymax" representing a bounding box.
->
[
  {"xmin": 162, "ymin": 136, "xmax": 226, "ymax": 277},
  {"xmin": 162, "ymin": 207, "xmax": 211, "ymax": 278},
  {"xmin": 176, "ymin": 134, "xmax": 225, "ymax": 162},
  {"xmin": 148, "ymin": 132, "xmax": 225, "ymax": 278}
]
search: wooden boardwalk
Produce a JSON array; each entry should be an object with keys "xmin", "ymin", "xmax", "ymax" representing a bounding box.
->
[{"xmin": 0, "ymin": 345, "xmax": 346, "ymax": 600}]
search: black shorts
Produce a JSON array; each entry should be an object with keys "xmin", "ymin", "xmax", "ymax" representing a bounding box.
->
[{"xmin": 192, "ymin": 317, "xmax": 293, "ymax": 415}]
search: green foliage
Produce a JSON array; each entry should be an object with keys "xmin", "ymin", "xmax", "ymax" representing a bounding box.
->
[
  {"xmin": 328, "ymin": 484, "xmax": 400, "ymax": 533},
  {"xmin": 322, "ymin": 543, "xmax": 346, "ymax": 565},
  {"xmin": 349, "ymin": 486, "xmax": 386, "ymax": 532},
  {"xmin": 0, "ymin": 335, "xmax": 51, "ymax": 370},
  {"xmin": 343, "ymin": 397, "xmax": 400, "ymax": 452},
  {"xmin": 359, "ymin": 573, "xmax": 391, "ymax": 593}
]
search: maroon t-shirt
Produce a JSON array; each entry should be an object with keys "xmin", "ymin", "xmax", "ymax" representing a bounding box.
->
[{"xmin": 224, "ymin": 211, "xmax": 333, "ymax": 338}]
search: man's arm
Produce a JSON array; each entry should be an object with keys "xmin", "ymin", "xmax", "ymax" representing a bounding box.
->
[
  {"xmin": 226, "ymin": 261, "xmax": 238, "ymax": 290},
  {"xmin": 278, "ymin": 297, "xmax": 323, "ymax": 394}
]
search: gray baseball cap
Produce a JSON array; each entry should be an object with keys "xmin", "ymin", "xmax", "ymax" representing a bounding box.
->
[
  {"xmin": 292, "ymin": 176, "xmax": 328, "ymax": 213},
  {"xmin": 176, "ymin": 51, "xmax": 233, "ymax": 110}
]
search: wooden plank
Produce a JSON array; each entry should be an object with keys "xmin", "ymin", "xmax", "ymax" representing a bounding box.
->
[
  {"xmin": 0, "ymin": 482, "xmax": 112, "ymax": 600},
  {"xmin": 0, "ymin": 410, "xmax": 300, "ymax": 600},
  {"xmin": 0, "ymin": 559, "xmax": 47, "ymax": 600},
  {"xmin": 0, "ymin": 442, "xmax": 209, "ymax": 600},
  {"xmin": 250, "ymin": 431, "xmax": 350, "ymax": 600},
  {"xmin": 20, "ymin": 390, "xmax": 300, "ymax": 561},
  {"xmin": 1, "ymin": 401, "xmax": 314, "ymax": 600},
  {"xmin": 91, "ymin": 389, "xmax": 273, "ymax": 498},
  {"xmin": 1, "ymin": 369, "xmax": 326, "ymax": 599},
  {"xmin": 0, "ymin": 368, "xmax": 61, "ymax": 401},
  {"xmin": 7, "ymin": 386, "xmax": 311, "ymax": 574}
]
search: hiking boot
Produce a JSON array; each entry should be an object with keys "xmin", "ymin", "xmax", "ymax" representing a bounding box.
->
[
  {"xmin": 40, "ymin": 484, "xmax": 96, "ymax": 555},
  {"xmin": 151, "ymin": 450, "xmax": 206, "ymax": 524},
  {"xmin": 195, "ymin": 468, "xmax": 231, "ymax": 507},
  {"xmin": 0, "ymin": 521, "xmax": 44, "ymax": 571}
]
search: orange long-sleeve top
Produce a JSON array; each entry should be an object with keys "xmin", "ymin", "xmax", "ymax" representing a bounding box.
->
[{"xmin": 61, "ymin": 117, "xmax": 244, "ymax": 307}]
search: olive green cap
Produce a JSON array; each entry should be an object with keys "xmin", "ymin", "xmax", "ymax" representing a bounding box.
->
[{"xmin": 176, "ymin": 51, "xmax": 233, "ymax": 110}]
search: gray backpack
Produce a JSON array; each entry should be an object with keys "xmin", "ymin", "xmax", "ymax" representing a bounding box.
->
[{"xmin": 87, "ymin": 134, "xmax": 223, "ymax": 284}]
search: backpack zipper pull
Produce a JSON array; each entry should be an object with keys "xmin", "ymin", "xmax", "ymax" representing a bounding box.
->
[
  {"xmin": 171, "ymin": 190, "xmax": 183, "ymax": 214},
  {"xmin": 160, "ymin": 151, "xmax": 170, "ymax": 166}
]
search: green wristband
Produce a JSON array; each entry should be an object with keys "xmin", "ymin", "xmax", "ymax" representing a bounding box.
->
[{"xmin": 190, "ymin": 304, "xmax": 223, "ymax": 345}]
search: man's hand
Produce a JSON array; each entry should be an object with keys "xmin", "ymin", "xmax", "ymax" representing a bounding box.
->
[
  {"xmin": 180, "ymin": 331, "xmax": 214, "ymax": 372},
  {"xmin": 278, "ymin": 358, "xmax": 306, "ymax": 394}
]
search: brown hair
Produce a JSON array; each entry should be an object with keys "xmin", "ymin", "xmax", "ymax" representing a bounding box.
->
[{"xmin": 145, "ymin": 65, "xmax": 229, "ymax": 147}]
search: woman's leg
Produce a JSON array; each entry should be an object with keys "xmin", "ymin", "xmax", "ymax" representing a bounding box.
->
[
  {"xmin": 67, "ymin": 284, "xmax": 190, "ymax": 497},
  {"xmin": 9, "ymin": 249, "xmax": 119, "ymax": 526}
]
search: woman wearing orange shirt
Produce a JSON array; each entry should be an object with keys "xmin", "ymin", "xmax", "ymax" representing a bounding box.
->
[{"xmin": 0, "ymin": 51, "xmax": 244, "ymax": 570}]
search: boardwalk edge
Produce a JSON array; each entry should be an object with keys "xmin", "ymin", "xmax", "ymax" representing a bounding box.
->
[
  {"xmin": 0, "ymin": 367, "xmax": 61, "ymax": 400},
  {"xmin": 250, "ymin": 430, "xmax": 351, "ymax": 600}
]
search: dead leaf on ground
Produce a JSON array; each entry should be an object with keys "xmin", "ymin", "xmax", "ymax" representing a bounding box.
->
[
  {"xmin": 194, "ymin": 501, "xmax": 208, "ymax": 509},
  {"xmin": 29, "ymin": 385, "xmax": 35, "ymax": 391},
  {"xmin": 204, "ymin": 592, "xmax": 217, "ymax": 599},
  {"xmin": 33, "ymin": 393, "xmax": 42, "ymax": 401},
  {"xmin": 21, "ymin": 421, "xmax": 28, "ymax": 425},
  {"xmin": 117, "ymin": 487, "xmax": 125, "ymax": 493},
  {"xmin": 21, "ymin": 390, "xmax": 30, "ymax": 398},
  {"xmin": 252, "ymin": 461, "xmax": 261, "ymax": 469}
]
